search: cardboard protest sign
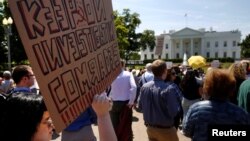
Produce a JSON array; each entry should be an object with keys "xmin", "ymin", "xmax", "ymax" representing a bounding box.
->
[{"xmin": 9, "ymin": 0, "xmax": 121, "ymax": 132}]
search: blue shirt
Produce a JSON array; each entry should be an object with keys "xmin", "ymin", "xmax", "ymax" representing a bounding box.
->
[
  {"xmin": 11, "ymin": 87, "xmax": 31, "ymax": 93},
  {"xmin": 139, "ymin": 78, "xmax": 181, "ymax": 127},
  {"xmin": 64, "ymin": 107, "xmax": 97, "ymax": 131},
  {"xmin": 141, "ymin": 71, "xmax": 154, "ymax": 84}
]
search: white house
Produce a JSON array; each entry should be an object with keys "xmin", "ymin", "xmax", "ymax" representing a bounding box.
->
[{"xmin": 140, "ymin": 27, "xmax": 241, "ymax": 60}]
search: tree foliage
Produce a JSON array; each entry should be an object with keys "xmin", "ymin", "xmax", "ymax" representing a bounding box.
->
[
  {"xmin": 140, "ymin": 30, "xmax": 156, "ymax": 51},
  {"xmin": 114, "ymin": 9, "xmax": 155, "ymax": 61},
  {"xmin": 0, "ymin": 0, "xmax": 27, "ymax": 69},
  {"xmin": 240, "ymin": 34, "xmax": 250, "ymax": 58}
]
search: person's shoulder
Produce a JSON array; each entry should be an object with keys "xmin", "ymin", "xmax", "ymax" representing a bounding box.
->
[
  {"xmin": 241, "ymin": 79, "xmax": 250, "ymax": 85},
  {"xmin": 141, "ymin": 81, "xmax": 154, "ymax": 88},
  {"xmin": 122, "ymin": 70, "xmax": 131, "ymax": 75},
  {"xmin": 165, "ymin": 82, "xmax": 180, "ymax": 90},
  {"xmin": 147, "ymin": 72, "xmax": 154, "ymax": 77},
  {"xmin": 167, "ymin": 82, "xmax": 178, "ymax": 87},
  {"xmin": 189, "ymin": 100, "xmax": 210, "ymax": 110},
  {"xmin": 228, "ymin": 102, "xmax": 249, "ymax": 113}
]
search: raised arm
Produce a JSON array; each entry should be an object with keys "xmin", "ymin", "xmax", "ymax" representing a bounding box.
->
[{"xmin": 92, "ymin": 93, "xmax": 117, "ymax": 141}]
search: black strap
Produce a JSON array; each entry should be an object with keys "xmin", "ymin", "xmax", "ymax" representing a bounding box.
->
[
  {"xmin": 143, "ymin": 74, "xmax": 147, "ymax": 83},
  {"xmin": 106, "ymin": 86, "xmax": 111, "ymax": 97}
]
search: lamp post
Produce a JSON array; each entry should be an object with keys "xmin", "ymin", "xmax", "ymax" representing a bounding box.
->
[{"xmin": 2, "ymin": 17, "xmax": 13, "ymax": 71}]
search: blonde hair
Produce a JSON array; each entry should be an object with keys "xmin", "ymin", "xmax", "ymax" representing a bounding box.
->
[
  {"xmin": 228, "ymin": 62, "xmax": 246, "ymax": 80},
  {"xmin": 151, "ymin": 59, "xmax": 166, "ymax": 77}
]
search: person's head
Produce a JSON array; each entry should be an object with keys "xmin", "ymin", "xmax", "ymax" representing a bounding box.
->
[
  {"xmin": 180, "ymin": 70, "xmax": 199, "ymax": 92},
  {"xmin": 12, "ymin": 65, "xmax": 35, "ymax": 87},
  {"xmin": 131, "ymin": 69, "xmax": 137, "ymax": 76},
  {"xmin": 151, "ymin": 60, "xmax": 167, "ymax": 79},
  {"xmin": 145, "ymin": 63, "xmax": 152, "ymax": 72},
  {"xmin": 1, "ymin": 92, "xmax": 54, "ymax": 141},
  {"xmin": 165, "ymin": 69, "xmax": 176, "ymax": 82},
  {"xmin": 228, "ymin": 62, "xmax": 246, "ymax": 80},
  {"xmin": 120, "ymin": 60, "xmax": 126, "ymax": 68},
  {"xmin": 203, "ymin": 69, "xmax": 236, "ymax": 100},
  {"xmin": 3, "ymin": 71, "xmax": 11, "ymax": 80},
  {"xmin": 139, "ymin": 69, "xmax": 146, "ymax": 77},
  {"xmin": 172, "ymin": 66, "xmax": 181, "ymax": 75}
]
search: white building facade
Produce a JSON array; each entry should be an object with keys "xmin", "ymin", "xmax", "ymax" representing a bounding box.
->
[{"xmin": 140, "ymin": 27, "xmax": 241, "ymax": 60}]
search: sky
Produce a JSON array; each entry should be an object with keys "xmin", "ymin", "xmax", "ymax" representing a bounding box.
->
[{"xmin": 112, "ymin": 0, "xmax": 250, "ymax": 40}]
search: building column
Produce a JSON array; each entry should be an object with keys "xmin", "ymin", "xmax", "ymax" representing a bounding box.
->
[
  {"xmin": 169, "ymin": 39, "xmax": 173, "ymax": 59},
  {"xmin": 201, "ymin": 38, "xmax": 204, "ymax": 56},
  {"xmin": 180, "ymin": 39, "xmax": 183, "ymax": 58},
  {"xmin": 190, "ymin": 38, "xmax": 194, "ymax": 56}
]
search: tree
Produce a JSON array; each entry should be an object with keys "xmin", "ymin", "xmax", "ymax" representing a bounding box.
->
[
  {"xmin": 240, "ymin": 34, "xmax": 250, "ymax": 58},
  {"xmin": 114, "ymin": 9, "xmax": 155, "ymax": 61},
  {"xmin": 0, "ymin": 0, "xmax": 27, "ymax": 69},
  {"xmin": 140, "ymin": 30, "xmax": 156, "ymax": 51}
]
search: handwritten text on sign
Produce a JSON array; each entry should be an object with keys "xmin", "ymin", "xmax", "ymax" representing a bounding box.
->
[{"xmin": 9, "ymin": 0, "xmax": 121, "ymax": 131}]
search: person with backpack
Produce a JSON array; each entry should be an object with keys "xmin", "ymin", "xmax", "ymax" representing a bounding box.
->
[
  {"xmin": 141, "ymin": 63, "xmax": 154, "ymax": 84},
  {"xmin": 136, "ymin": 63, "xmax": 154, "ymax": 106}
]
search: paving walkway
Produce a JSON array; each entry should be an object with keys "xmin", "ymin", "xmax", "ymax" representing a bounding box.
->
[{"xmin": 52, "ymin": 109, "xmax": 191, "ymax": 141}]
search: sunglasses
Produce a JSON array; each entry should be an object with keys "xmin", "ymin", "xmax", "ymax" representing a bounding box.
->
[{"xmin": 42, "ymin": 118, "xmax": 54, "ymax": 128}]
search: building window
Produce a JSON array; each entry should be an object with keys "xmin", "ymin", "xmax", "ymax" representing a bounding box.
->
[
  {"xmin": 215, "ymin": 52, "xmax": 218, "ymax": 58},
  {"xmin": 194, "ymin": 42, "xmax": 198, "ymax": 48},
  {"xmin": 223, "ymin": 52, "xmax": 227, "ymax": 58},
  {"xmin": 176, "ymin": 43, "xmax": 179, "ymax": 48},
  {"xmin": 207, "ymin": 52, "xmax": 210, "ymax": 58},
  {"xmin": 224, "ymin": 41, "xmax": 227, "ymax": 47},
  {"xmin": 232, "ymin": 52, "xmax": 236, "ymax": 58},
  {"xmin": 151, "ymin": 54, "xmax": 154, "ymax": 59},
  {"xmin": 233, "ymin": 41, "xmax": 236, "ymax": 47},
  {"xmin": 176, "ymin": 53, "xmax": 179, "ymax": 59},
  {"xmin": 144, "ymin": 54, "xmax": 147, "ymax": 60},
  {"xmin": 195, "ymin": 52, "xmax": 198, "ymax": 55},
  {"xmin": 165, "ymin": 44, "xmax": 168, "ymax": 49},
  {"xmin": 158, "ymin": 55, "xmax": 161, "ymax": 59},
  {"xmin": 215, "ymin": 41, "xmax": 218, "ymax": 47},
  {"xmin": 165, "ymin": 53, "xmax": 168, "ymax": 59},
  {"xmin": 207, "ymin": 42, "xmax": 210, "ymax": 48}
]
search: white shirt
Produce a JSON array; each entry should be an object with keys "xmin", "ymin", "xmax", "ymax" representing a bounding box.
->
[
  {"xmin": 110, "ymin": 70, "xmax": 137, "ymax": 104},
  {"xmin": 0, "ymin": 79, "xmax": 14, "ymax": 93}
]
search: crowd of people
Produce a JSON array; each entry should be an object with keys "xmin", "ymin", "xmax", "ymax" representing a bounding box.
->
[
  {"xmin": 0, "ymin": 59, "xmax": 250, "ymax": 141},
  {"xmin": 118, "ymin": 60, "xmax": 250, "ymax": 141},
  {"xmin": 0, "ymin": 65, "xmax": 117, "ymax": 141}
]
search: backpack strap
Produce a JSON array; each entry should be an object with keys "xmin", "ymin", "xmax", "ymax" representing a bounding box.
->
[
  {"xmin": 143, "ymin": 74, "xmax": 147, "ymax": 83},
  {"xmin": 106, "ymin": 86, "xmax": 112, "ymax": 97}
]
